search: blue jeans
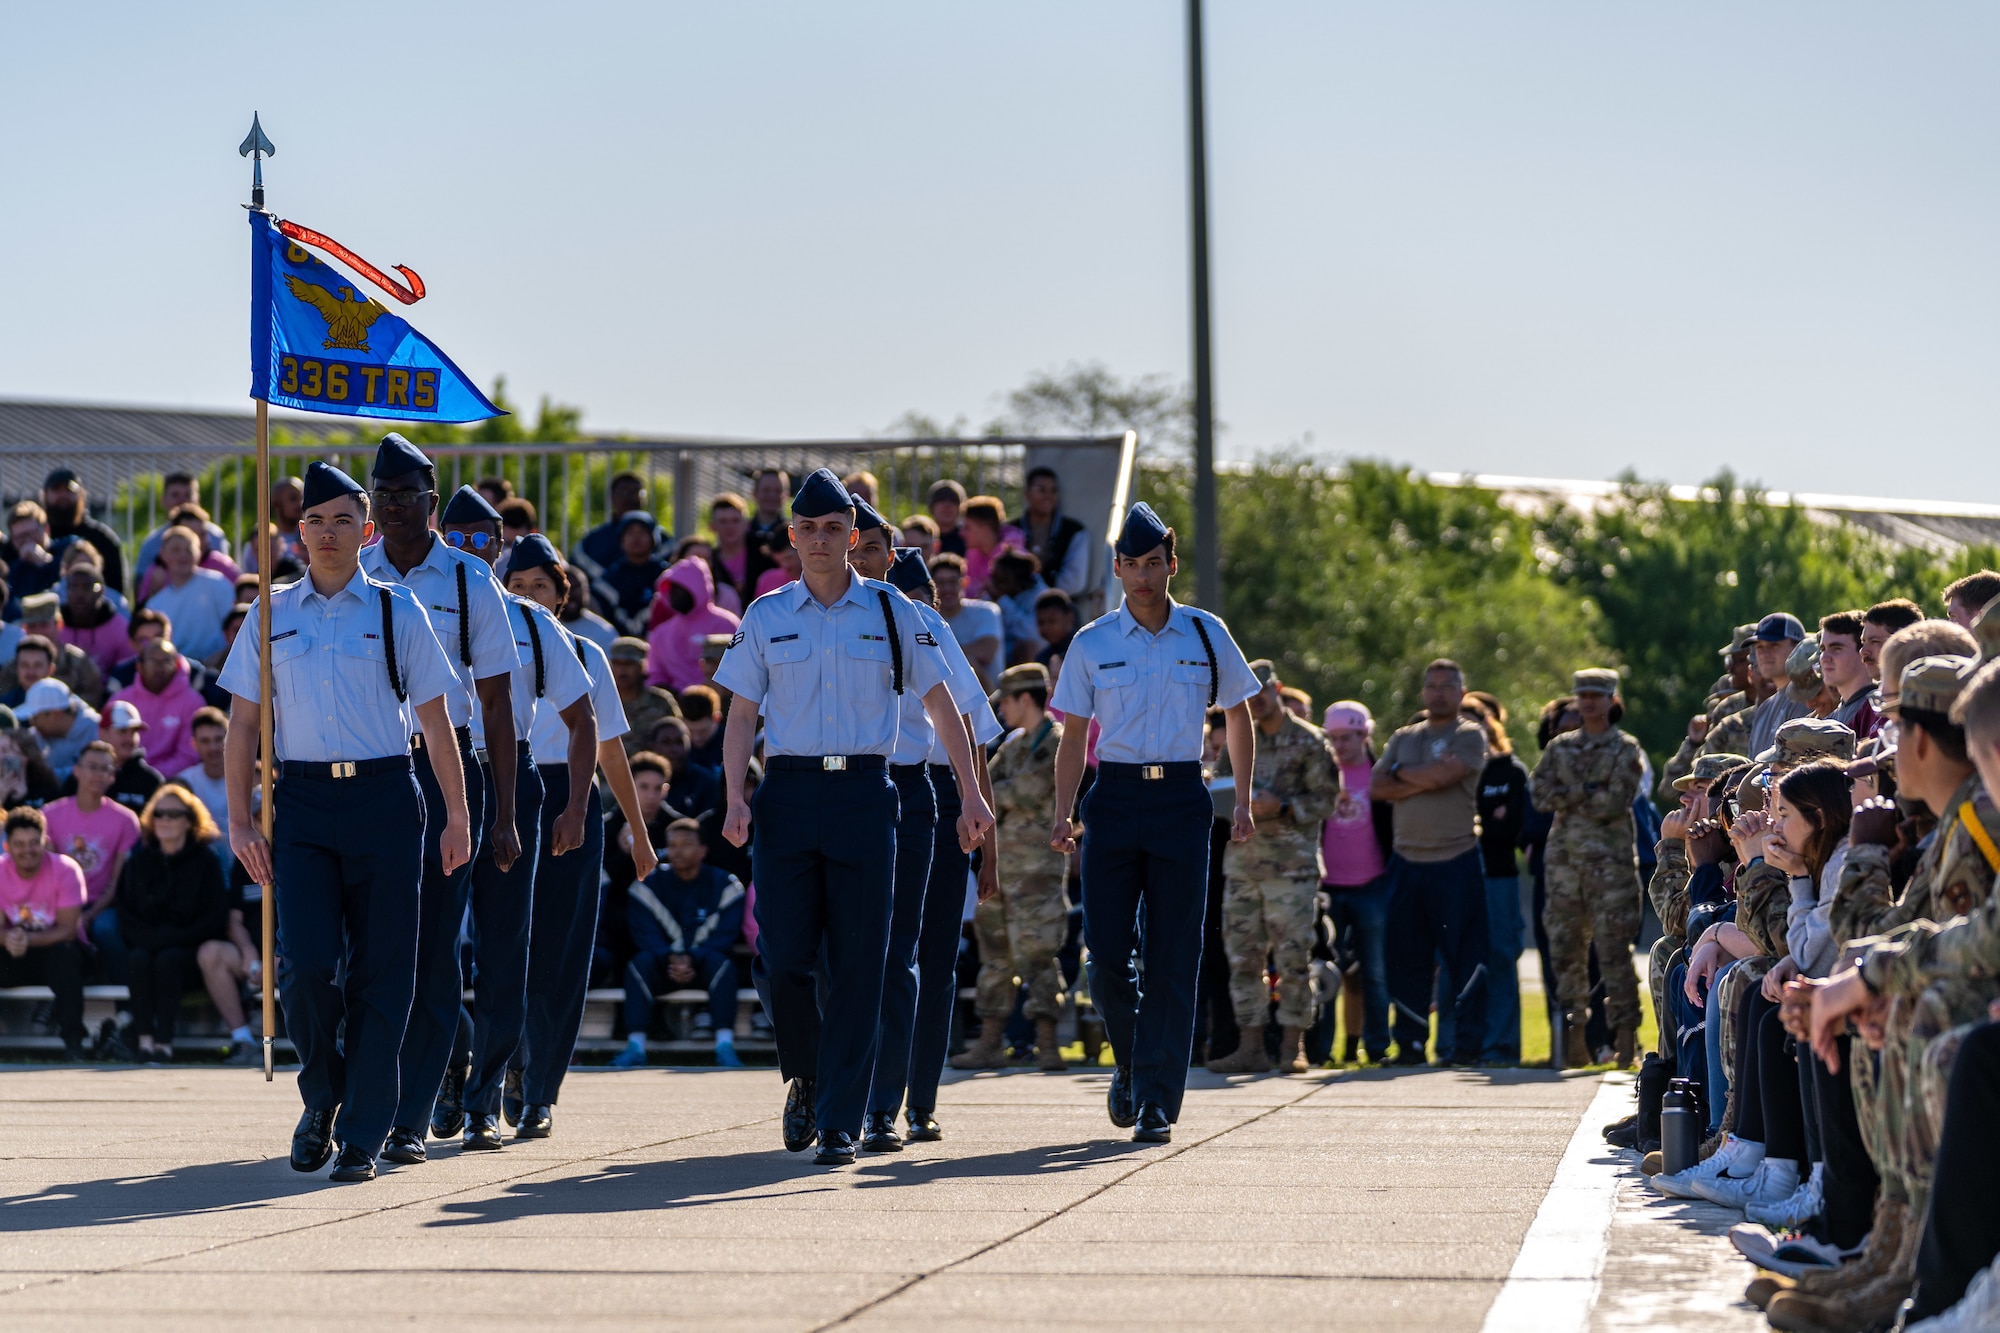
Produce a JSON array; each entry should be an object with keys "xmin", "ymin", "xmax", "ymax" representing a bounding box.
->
[
  {"xmin": 1324, "ymin": 877, "xmax": 1391, "ymax": 1059},
  {"xmin": 1385, "ymin": 850, "xmax": 1490, "ymax": 1064},
  {"xmin": 88, "ymin": 908, "xmax": 128, "ymax": 986},
  {"xmin": 1703, "ymin": 957, "xmax": 1741, "ymax": 1137},
  {"xmin": 1481, "ymin": 875, "xmax": 1522, "ymax": 1063}
]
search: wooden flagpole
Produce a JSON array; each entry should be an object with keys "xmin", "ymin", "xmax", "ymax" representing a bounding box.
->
[{"xmin": 255, "ymin": 397, "xmax": 276, "ymax": 1081}]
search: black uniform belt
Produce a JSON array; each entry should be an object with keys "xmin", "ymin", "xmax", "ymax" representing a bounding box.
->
[
  {"xmin": 477, "ymin": 740, "xmax": 535, "ymax": 765},
  {"xmin": 767, "ymin": 754, "xmax": 888, "ymax": 774},
  {"xmin": 928, "ymin": 763, "xmax": 953, "ymax": 778},
  {"xmin": 410, "ymin": 725, "xmax": 475, "ymax": 751},
  {"xmin": 279, "ymin": 756, "xmax": 413, "ymax": 780},
  {"xmin": 1098, "ymin": 760, "xmax": 1202, "ymax": 782},
  {"xmin": 889, "ymin": 762, "xmax": 930, "ymax": 777}
]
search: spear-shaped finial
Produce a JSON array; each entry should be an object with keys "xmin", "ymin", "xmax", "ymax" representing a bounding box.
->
[{"xmin": 239, "ymin": 113, "xmax": 276, "ymax": 210}]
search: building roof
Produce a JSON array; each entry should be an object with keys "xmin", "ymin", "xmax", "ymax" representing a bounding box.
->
[{"xmin": 0, "ymin": 397, "xmax": 350, "ymax": 451}]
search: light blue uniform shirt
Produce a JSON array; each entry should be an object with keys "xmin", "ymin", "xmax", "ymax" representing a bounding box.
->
[
  {"xmin": 1048, "ymin": 598, "xmax": 1259, "ymax": 765},
  {"xmin": 359, "ymin": 536, "xmax": 518, "ymax": 732},
  {"xmin": 530, "ymin": 625, "xmax": 624, "ymax": 764},
  {"xmin": 714, "ymin": 573, "xmax": 946, "ymax": 759},
  {"xmin": 893, "ymin": 600, "xmax": 1001, "ymax": 766},
  {"xmin": 218, "ymin": 567, "xmax": 457, "ymax": 764},
  {"xmin": 472, "ymin": 595, "xmax": 591, "ymax": 751}
]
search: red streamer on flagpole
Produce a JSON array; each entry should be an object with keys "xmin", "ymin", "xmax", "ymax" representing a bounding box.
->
[{"xmin": 275, "ymin": 218, "xmax": 427, "ymax": 305}]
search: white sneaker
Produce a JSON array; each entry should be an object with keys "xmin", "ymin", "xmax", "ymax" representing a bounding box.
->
[
  {"xmin": 1909, "ymin": 1253, "xmax": 2000, "ymax": 1331},
  {"xmin": 1728, "ymin": 1223, "xmax": 1856, "ymax": 1277},
  {"xmin": 1746, "ymin": 1161, "xmax": 1824, "ymax": 1230},
  {"xmin": 1694, "ymin": 1157, "xmax": 1800, "ymax": 1209},
  {"xmin": 1650, "ymin": 1135, "xmax": 1766, "ymax": 1199}
]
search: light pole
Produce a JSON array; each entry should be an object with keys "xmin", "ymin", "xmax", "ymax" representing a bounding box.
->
[{"xmin": 1187, "ymin": 0, "xmax": 1219, "ymax": 609}]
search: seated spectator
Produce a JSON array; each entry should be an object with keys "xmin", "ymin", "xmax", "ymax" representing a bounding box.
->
[
  {"xmin": 608, "ymin": 638, "xmax": 682, "ymax": 757},
  {"xmin": 136, "ymin": 509, "xmax": 241, "ymax": 603},
  {"xmin": 646, "ymin": 558, "xmax": 741, "ymax": 692},
  {"xmin": 931, "ymin": 553, "xmax": 1001, "ymax": 690},
  {"xmin": 650, "ymin": 716, "xmax": 720, "ymax": 817},
  {"xmin": 747, "ymin": 467, "xmax": 790, "ymax": 546},
  {"xmin": 201, "ymin": 858, "xmax": 271, "ymax": 1066},
  {"xmin": 959, "ymin": 494, "xmax": 1024, "ymax": 598},
  {"xmin": 56, "ymin": 562, "xmax": 128, "ymax": 677},
  {"xmin": 705, "ymin": 493, "xmax": 770, "ymax": 613},
  {"xmin": 569, "ymin": 471, "xmax": 655, "ymax": 587},
  {"xmin": 40, "ymin": 468, "xmax": 127, "ymax": 597},
  {"xmin": 987, "ymin": 548, "xmax": 1048, "ymax": 665},
  {"xmin": 592, "ymin": 511, "xmax": 672, "ymax": 637},
  {"xmin": 1015, "ymin": 464, "xmax": 1093, "ymax": 595},
  {"xmin": 698, "ymin": 634, "xmax": 732, "ymax": 692},
  {"xmin": 1034, "ymin": 587, "xmax": 1078, "ymax": 672},
  {"xmin": 42, "ymin": 741, "xmax": 142, "ymax": 983},
  {"xmin": 6, "ymin": 500, "xmax": 70, "ymax": 610},
  {"xmin": 476, "ymin": 475, "xmax": 514, "ymax": 509},
  {"xmin": 237, "ymin": 520, "xmax": 305, "ymax": 583},
  {"xmin": 1817, "ymin": 610, "xmax": 1876, "ymax": 735},
  {"xmin": 205, "ymin": 606, "xmax": 253, "ymax": 705},
  {"xmin": 928, "ymin": 479, "xmax": 967, "ymax": 555},
  {"xmin": 0, "ymin": 805, "xmax": 89, "ymax": 1059},
  {"xmin": 560, "ymin": 562, "xmax": 619, "ymax": 651},
  {"xmin": 660, "ymin": 537, "xmax": 742, "ymax": 618},
  {"xmin": 1859, "ymin": 598, "xmax": 1923, "ymax": 686},
  {"xmin": 1942, "ymin": 569, "xmax": 2000, "ymax": 628},
  {"xmin": 680, "ymin": 685, "xmax": 725, "ymax": 771},
  {"xmin": 0, "ymin": 722, "xmax": 64, "ymax": 807},
  {"xmin": 842, "ymin": 469, "xmax": 879, "ymax": 506},
  {"xmin": 17, "ymin": 679, "xmax": 99, "ymax": 782},
  {"xmin": 5, "ymin": 602, "xmax": 105, "ymax": 707},
  {"xmin": 107, "ymin": 639, "xmax": 205, "ymax": 780},
  {"xmin": 602, "ymin": 751, "xmax": 686, "ymax": 979},
  {"xmin": 173, "ymin": 708, "xmax": 231, "ymax": 848},
  {"xmin": 105, "ymin": 608, "xmax": 169, "ymax": 694},
  {"xmin": 898, "ymin": 513, "xmax": 939, "ymax": 562},
  {"xmin": 67, "ymin": 699, "xmax": 161, "ymax": 814},
  {"xmin": 0, "ymin": 572, "xmax": 20, "ymax": 669},
  {"xmin": 133, "ymin": 473, "xmax": 230, "ymax": 575},
  {"xmin": 612, "ymin": 819, "xmax": 746, "ymax": 1068},
  {"xmin": 752, "ymin": 528, "xmax": 802, "ymax": 600},
  {"xmin": 59, "ymin": 540, "xmax": 130, "ymax": 618},
  {"xmin": 140, "ymin": 527, "xmax": 236, "ymax": 662},
  {"xmin": 115, "ymin": 783, "xmax": 229, "ymax": 1063},
  {"xmin": 699, "ymin": 756, "xmax": 757, "ymax": 889},
  {"xmin": 495, "ymin": 497, "xmax": 537, "ymax": 578}
]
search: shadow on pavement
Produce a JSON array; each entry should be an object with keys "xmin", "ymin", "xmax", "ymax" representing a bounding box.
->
[{"xmin": 0, "ymin": 1158, "xmax": 343, "ymax": 1231}]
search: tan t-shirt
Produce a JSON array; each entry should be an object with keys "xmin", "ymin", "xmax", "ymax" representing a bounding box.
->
[{"xmin": 1372, "ymin": 718, "xmax": 1488, "ymax": 862}]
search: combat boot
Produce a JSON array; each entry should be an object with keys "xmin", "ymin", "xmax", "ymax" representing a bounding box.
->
[
  {"xmin": 1277, "ymin": 1025, "xmax": 1310, "ymax": 1074},
  {"xmin": 1747, "ymin": 1196, "xmax": 1906, "ymax": 1311},
  {"xmin": 1563, "ymin": 1017, "xmax": 1591, "ymax": 1070},
  {"xmin": 1034, "ymin": 1018, "xmax": 1067, "ymax": 1072},
  {"xmin": 1611, "ymin": 1025, "xmax": 1637, "ymax": 1070},
  {"xmin": 949, "ymin": 1019, "xmax": 1008, "ymax": 1070},
  {"xmin": 1766, "ymin": 1205, "xmax": 1921, "ymax": 1333},
  {"xmin": 1205, "ymin": 1025, "xmax": 1272, "ymax": 1074}
]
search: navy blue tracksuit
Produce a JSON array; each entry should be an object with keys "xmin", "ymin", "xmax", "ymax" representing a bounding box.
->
[{"xmin": 624, "ymin": 862, "xmax": 745, "ymax": 1035}]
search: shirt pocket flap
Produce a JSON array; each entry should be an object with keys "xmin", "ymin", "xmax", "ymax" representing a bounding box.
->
[
  {"xmin": 268, "ymin": 634, "xmax": 313, "ymax": 667},
  {"xmin": 1096, "ymin": 663, "xmax": 1139, "ymax": 688},
  {"xmin": 846, "ymin": 637, "xmax": 891, "ymax": 663},
  {"xmin": 767, "ymin": 637, "xmax": 813, "ymax": 666},
  {"xmin": 1169, "ymin": 661, "xmax": 1210, "ymax": 685},
  {"xmin": 338, "ymin": 632, "xmax": 389, "ymax": 664}
]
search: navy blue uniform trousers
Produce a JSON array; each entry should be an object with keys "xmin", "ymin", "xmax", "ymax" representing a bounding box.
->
[
  {"xmin": 751, "ymin": 764, "xmax": 897, "ymax": 1139},
  {"xmin": 905, "ymin": 767, "xmax": 973, "ymax": 1115},
  {"xmin": 465, "ymin": 742, "xmax": 544, "ymax": 1118},
  {"xmin": 867, "ymin": 764, "xmax": 938, "ymax": 1116},
  {"xmin": 1080, "ymin": 764, "xmax": 1212, "ymax": 1122},
  {"xmin": 272, "ymin": 764, "xmax": 424, "ymax": 1156},
  {"xmin": 517, "ymin": 768, "xmax": 603, "ymax": 1105},
  {"xmin": 394, "ymin": 734, "xmax": 486, "ymax": 1131}
]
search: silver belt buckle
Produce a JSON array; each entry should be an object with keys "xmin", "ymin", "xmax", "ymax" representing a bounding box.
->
[
  {"xmin": 1140, "ymin": 764, "xmax": 1165, "ymax": 780},
  {"xmin": 822, "ymin": 755, "xmax": 847, "ymax": 772},
  {"xmin": 331, "ymin": 761, "xmax": 357, "ymax": 779}
]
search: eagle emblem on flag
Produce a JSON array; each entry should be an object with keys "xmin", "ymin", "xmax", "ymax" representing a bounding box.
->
[{"xmin": 283, "ymin": 275, "xmax": 388, "ymax": 352}]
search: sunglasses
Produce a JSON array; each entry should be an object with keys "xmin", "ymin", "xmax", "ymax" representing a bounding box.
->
[
  {"xmin": 153, "ymin": 808, "xmax": 191, "ymax": 821},
  {"xmin": 445, "ymin": 531, "xmax": 497, "ymax": 551},
  {"xmin": 369, "ymin": 488, "xmax": 435, "ymax": 509}
]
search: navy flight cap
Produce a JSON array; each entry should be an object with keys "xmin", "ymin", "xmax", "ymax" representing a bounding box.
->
[
  {"xmin": 1756, "ymin": 612, "xmax": 1807, "ymax": 644},
  {"xmin": 441, "ymin": 484, "xmax": 501, "ymax": 526},
  {"xmin": 887, "ymin": 546, "xmax": 933, "ymax": 595},
  {"xmin": 851, "ymin": 495, "xmax": 892, "ymax": 534},
  {"xmin": 508, "ymin": 532, "xmax": 563, "ymax": 577},
  {"xmin": 790, "ymin": 468, "xmax": 854, "ymax": 519},
  {"xmin": 371, "ymin": 432, "xmax": 433, "ymax": 480},
  {"xmin": 1114, "ymin": 501, "xmax": 1170, "ymax": 558},
  {"xmin": 301, "ymin": 460, "xmax": 366, "ymax": 510}
]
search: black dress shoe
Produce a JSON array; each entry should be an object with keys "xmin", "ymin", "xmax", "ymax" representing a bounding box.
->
[
  {"xmin": 515, "ymin": 1103, "xmax": 552, "ymax": 1139},
  {"xmin": 328, "ymin": 1144, "xmax": 376, "ymax": 1182},
  {"xmin": 782, "ymin": 1078, "xmax": 817, "ymax": 1153},
  {"xmin": 904, "ymin": 1108, "xmax": 942, "ymax": 1143},
  {"xmin": 1132, "ymin": 1103, "xmax": 1171, "ymax": 1144},
  {"xmin": 502, "ymin": 1069, "xmax": 524, "ymax": 1128},
  {"xmin": 1107, "ymin": 1065, "xmax": 1137, "ymax": 1129},
  {"xmin": 290, "ymin": 1108, "xmax": 336, "ymax": 1173},
  {"xmin": 861, "ymin": 1111, "xmax": 903, "ymax": 1152},
  {"xmin": 431, "ymin": 1064, "xmax": 468, "ymax": 1139},
  {"xmin": 462, "ymin": 1114, "xmax": 505, "ymax": 1151},
  {"xmin": 814, "ymin": 1130, "xmax": 857, "ymax": 1165},
  {"xmin": 381, "ymin": 1127, "xmax": 427, "ymax": 1165}
]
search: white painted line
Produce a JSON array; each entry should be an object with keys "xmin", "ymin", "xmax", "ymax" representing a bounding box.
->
[{"xmin": 1481, "ymin": 1074, "xmax": 1635, "ymax": 1333}]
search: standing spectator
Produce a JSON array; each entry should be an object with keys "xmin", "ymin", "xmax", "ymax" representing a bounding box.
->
[
  {"xmin": 560, "ymin": 562, "xmax": 619, "ymax": 651},
  {"xmin": 140, "ymin": 528, "xmax": 235, "ymax": 663},
  {"xmin": 1468, "ymin": 696, "xmax": 1531, "ymax": 1065},
  {"xmin": 1034, "ymin": 588, "xmax": 1079, "ymax": 672},
  {"xmin": 747, "ymin": 467, "xmax": 790, "ymax": 547},
  {"xmin": 56, "ymin": 562, "xmax": 128, "ymax": 677},
  {"xmin": 931, "ymin": 553, "xmax": 1002, "ymax": 691},
  {"xmin": 1369, "ymin": 659, "xmax": 1490, "ymax": 1066},
  {"xmin": 106, "ymin": 639, "xmax": 205, "ymax": 780},
  {"xmin": 17, "ymin": 679, "xmax": 99, "ymax": 782},
  {"xmin": 1015, "ymin": 465, "xmax": 1092, "ymax": 596},
  {"xmin": 6, "ymin": 602, "xmax": 105, "ymax": 707},
  {"xmin": 569, "ymin": 470, "xmax": 651, "ymax": 589},
  {"xmin": 1321, "ymin": 702, "xmax": 1394, "ymax": 1063},
  {"xmin": 898, "ymin": 513, "xmax": 938, "ymax": 562},
  {"xmin": 1530, "ymin": 668, "xmax": 1647, "ymax": 1069},
  {"xmin": 612, "ymin": 819, "xmax": 746, "ymax": 1069},
  {"xmin": 1943, "ymin": 569, "xmax": 2000, "ymax": 628},
  {"xmin": 79, "ymin": 700, "xmax": 162, "ymax": 814},
  {"xmin": 7, "ymin": 501, "xmax": 71, "ymax": 613},
  {"xmin": 0, "ymin": 805, "xmax": 89, "ymax": 1059},
  {"xmin": 116, "ymin": 783, "xmax": 230, "ymax": 1062},
  {"xmin": 42, "ymin": 741, "xmax": 141, "ymax": 980},
  {"xmin": 705, "ymin": 493, "xmax": 770, "ymax": 613},
  {"xmin": 173, "ymin": 708, "xmax": 231, "ymax": 844},
  {"xmin": 608, "ymin": 639, "xmax": 682, "ymax": 758},
  {"xmin": 645, "ymin": 557, "xmax": 741, "ymax": 692},
  {"xmin": 958, "ymin": 495, "xmax": 1023, "ymax": 598},
  {"xmin": 679, "ymin": 685, "xmax": 726, "ymax": 773},
  {"xmin": 1745, "ymin": 612, "xmax": 1812, "ymax": 757},
  {"xmin": 133, "ymin": 473, "xmax": 229, "ymax": 574},
  {"xmin": 589, "ymin": 513, "xmax": 667, "ymax": 638},
  {"xmin": 1818, "ymin": 610, "xmax": 1877, "ymax": 735},
  {"xmin": 928, "ymin": 480, "xmax": 967, "ymax": 555},
  {"xmin": 986, "ymin": 548, "xmax": 1047, "ymax": 665},
  {"xmin": 40, "ymin": 470, "xmax": 126, "ymax": 596}
]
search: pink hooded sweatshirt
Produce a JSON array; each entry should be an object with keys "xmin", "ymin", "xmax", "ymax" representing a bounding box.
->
[
  {"xmin": 645, "ymin": 557, "xmax": 740, "ymax": 692},
  {"xmin": 106, "ymin": 655, "xmax": 207, "ymax": 778}
]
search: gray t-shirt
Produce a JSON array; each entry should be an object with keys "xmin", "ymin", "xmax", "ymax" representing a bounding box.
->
[{"xmin": 1372, "ymin": 718, "xmax": 1488, "ymax": 863}]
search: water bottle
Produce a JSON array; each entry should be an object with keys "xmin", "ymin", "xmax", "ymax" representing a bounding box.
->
[{"xmin": 1660, "ymin": 1077, "xmax": 1700, "ymax": 1176}]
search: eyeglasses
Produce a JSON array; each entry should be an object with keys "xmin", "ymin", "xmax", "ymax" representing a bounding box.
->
[
  {"xmin": 153, "ymin": 808, "xmax": 191, "ymax": 822},
  {"xmin": 369, "ymin": 488, "xmax": 434, "ymax": 509},
  {"xmin": 1879, "ymin": 717, "xmax": 1902, "ymax": 749},
  {"xmin": 444, "ymin": 530, "xmax": 496, "ymax": 551}
]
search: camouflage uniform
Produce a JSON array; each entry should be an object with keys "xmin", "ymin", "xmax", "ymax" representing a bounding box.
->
[
  {"xmin": 1213, "ymin": 710, "xmax": 1341, "ymax": 1028},
  {"xmin": 1656, "ymin": 671, "xmax": 1746, "ymax": 800},
  {"xmin": 620, "ymin": 685, "xmax": 683, "ymax": 757},
  {"xmin": 1645, "ymin": 838, "xmax": 1691, "ymax": 1038},
  {"xmin": 1698, "ymin": 698, "xmax": 1756, "ymax": 765},
  {"xmin": 972, "ymin": 717, "xmax": 1069, "ymax": 1021},
  {"xmin": 1530, "ymin": 721, "xmax": 1647, "ymax": 1033}
]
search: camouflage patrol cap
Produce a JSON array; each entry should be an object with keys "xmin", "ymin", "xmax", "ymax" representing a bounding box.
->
[
  {"xmin": 1971, "ymin": 594, "xmax": 2000, "ymax": 665},
  {"xmin": 1718, "ymin": 623, "xmax": 1758, "ymax": 658},
  {"xmin": 1755, "ymin": 717, "xmax": 1856, "ymax": 768},
  {"xmin": 1572, "ymin": 668, "xmax": 1620, "ymax": 695},
  {"xmin": 700, "ymin": 633, "xmax": 734, "ymax": 661},
  {"xmin": 992, "ymin": 662, "xmax": 1050, "ymax": 702},
  {"xmin": 608, "ymin": 637, "xmax": 649, "ymax": 664},
  {"xmin": 1892, "ymin": 654, "xmax": 1977, "ymax": 717},
  {"xmin": 1672, "ymin": 752, "xmax": 1750, "ymax": 792},
  {"xmin": 1784, "ymin": 634, "xmax": 1826, "ymax": 706},
  {"xmin": 1249, "ymin": 659, "xmax": 1277, "ymax": 687}
]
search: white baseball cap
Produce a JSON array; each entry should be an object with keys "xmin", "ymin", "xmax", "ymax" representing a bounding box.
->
[
  {"xmin": 105, "ymin": 699, "xmax": 149, "ymax": 731},
  {"xmin": 16, "ymin": 678, "xmax": 77, "ymax": 720}
]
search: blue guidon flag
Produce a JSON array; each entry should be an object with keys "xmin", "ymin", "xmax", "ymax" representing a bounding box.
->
[{"xmin": 248, "ymin": 210, "xmax": 503, "ymax": 423}]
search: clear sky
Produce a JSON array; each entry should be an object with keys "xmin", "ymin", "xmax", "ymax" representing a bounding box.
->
[{"xmin": 5, "ymin": 3, "xmax": 1999, "ymax": 500}]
